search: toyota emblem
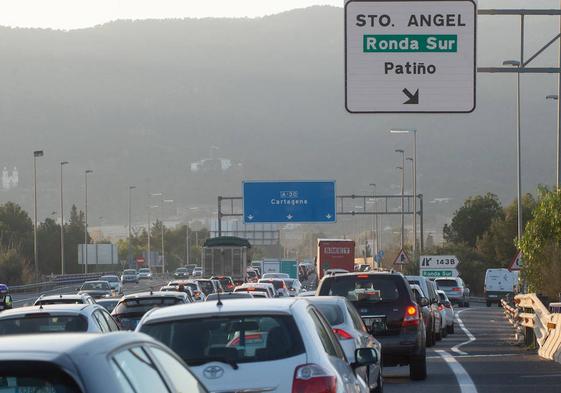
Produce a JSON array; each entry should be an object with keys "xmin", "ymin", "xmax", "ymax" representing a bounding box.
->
[{"xmin": 203, "ymin": 365, "xmax": 225, "ymax": 379}]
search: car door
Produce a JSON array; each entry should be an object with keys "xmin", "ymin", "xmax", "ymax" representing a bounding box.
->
[{"xmin": 308, "ymin": 307, "xmax": 365, "ymax": 393}]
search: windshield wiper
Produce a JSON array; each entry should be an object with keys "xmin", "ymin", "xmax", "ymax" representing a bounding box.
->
[{"xmin": 185, "ymin": 356, "xmax": 239, "ymax": 370}]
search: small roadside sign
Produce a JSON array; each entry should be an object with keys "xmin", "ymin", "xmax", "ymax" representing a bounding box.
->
[
  {"xmin": 420, "ymin": 255, "xmax": 460, "ymax": 269},
  {"xmin": 509, "ymin": 251, "xmax": 523, "ymax": 271},
  {"xmin": 394, "ymin": 249, "xmax": 410, "ymax": 265},
  {"xmin": 345, "ymin": 0, "xmax": 476, "ymax": 113},
  {"xmin": 421, "ymin": 269, "xmax": 459, "ymax": 278}
]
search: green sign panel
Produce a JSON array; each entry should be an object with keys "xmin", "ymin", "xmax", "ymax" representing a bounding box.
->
[
  {"xmin": 363, "ymin": 34, "xmax": 458, "ymax": 53},
  {"xmin": 421, "ymin": 270, "xmax": 454, "ymax": 278}
]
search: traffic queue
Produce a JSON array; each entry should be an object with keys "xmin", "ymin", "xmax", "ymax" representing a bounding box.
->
[{"xmin": 0, "ymin": 262, "xmax": 462, "ymax": 393}]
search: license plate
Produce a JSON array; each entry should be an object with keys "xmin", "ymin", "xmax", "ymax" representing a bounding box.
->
[
  {"xmin": 488, "ymin": 295, "xmax": 497, "ymax": 298},
  {"xmin": 363, "ymin": 316, "xmax": 386, "ymax": 334}
]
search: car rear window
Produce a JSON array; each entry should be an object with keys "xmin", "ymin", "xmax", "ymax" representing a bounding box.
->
[
  {"xmin": 319, "ymin": 275, "xmax": 402, "ymax": 303},
  {"xmin": 0, "ymin": 362, "xmax": 82, "ymax": 393},
  {"xmin": 0, "ymin": 315, "xmax": 88, "ymax": 335},
  {"xmin": 315, "ymin": 304, "xmax": 344, "ymax": 326},
  {"xmin": 140, "ymin": 315, "xmax": 305, "ymax": 365},
  {"xmin": 435, "ymin": 279, "xmax": 458, "ymax": 287},
  {"xmin": 81, "ymin": 282, "xmax": 110, "ymax": 290},
  {"xmin": 260, "ymin": 280, "xmax": 282, "ymax": 290},
  {"xmin": 438, "ymin": 293, "xmax": 447, "ymax": 302},
  {"xmin": 35, "ymin": 299, "xmax": 84, "ymax": 305},
  {"xmin": 112, "ymin": 297, "xmax": 185, "ymax": 330},
  {"xmin": 197, "ymin": 281, "xmax": 215, "ymax": 294}
]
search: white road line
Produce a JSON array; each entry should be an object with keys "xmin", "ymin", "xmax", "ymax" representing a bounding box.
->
[
  {"xmin": 435, "ymin": 350, "xmax": 478, "ymax": 393},
  {"xmin": 427, "ymin": 353, "xmax": 520, "ymax": 359},
  {"xmin": 451, "ymin": 308, "xmax": 476, "ymax": 355}
]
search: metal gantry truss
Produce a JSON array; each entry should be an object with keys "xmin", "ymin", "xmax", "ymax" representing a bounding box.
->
[{"xmin": 217, "ymin": 194, "xmax": 424, "ymax": 252}]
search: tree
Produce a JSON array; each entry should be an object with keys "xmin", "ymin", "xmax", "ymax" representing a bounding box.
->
[
  {"xmin": 443, "ymin": 193, "xmax": 503, "ymax": 247},
  {"xmin": 37, "ymin": 218, "xmax": 61, "ymax": 275},
  {"xmin": 518, "ymin": 189, "xmax": 561, "ymax": 297},
  {"xmin": 477, "ymin": 194, "xmax": 536, "ymax": 267},
  {"xmin": 0, "ymin": 202, "xmax": 33, "ymax": 258},
  {"xmin": 63, "ymin": 205, "xmax": 90, "ymax": 274},
  {"xmin": 0, "ymin": 248, "xmax": 31, "ymax": 284}
]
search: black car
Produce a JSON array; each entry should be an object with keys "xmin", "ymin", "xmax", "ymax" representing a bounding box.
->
[
  {"xmin": 77, "ymin": 280, "xmax": 113, "ymax": 299},
  {"xmin": 317, "ymin": 271, "xmax": 427, "ymax": 380},
  {"xmin": 174, "ymin": 267, "xmax": 189, "ymax": 278}
]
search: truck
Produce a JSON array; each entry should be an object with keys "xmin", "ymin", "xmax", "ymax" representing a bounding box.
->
[
  {"xmin": 251, "ymin": 259, "xmax": 298, "ymax": 279},
  {"xmin": 202, "ymin": 236, "xmax": 251, "ymax": 283},
  {"xmin": 484, "ymin": 268, "xmax": 519, "ymax": 307},
  {"xmin": 317, "ymin": 239, "xmax": 356, "ymax": 280}
]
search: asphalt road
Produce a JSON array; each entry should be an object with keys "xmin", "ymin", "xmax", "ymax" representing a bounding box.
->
[
  {"xmin": 384, "ymin": 301, "xmax": 561, "ymax": 393},
  {"xmin": 10, "ymin": 278, "xmax": 170, "ymax": 307}
]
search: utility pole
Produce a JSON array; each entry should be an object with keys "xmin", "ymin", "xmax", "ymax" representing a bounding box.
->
[
  {"xmin": 59, "ymin": 161, "xmax": 68, "ymax": 275},
  {"xmin": 395, "ymin": 149, "xmax": 405, "ymax": 250},
  {"xmin": 128, "ymin": 186, "xmax": 136, "ymax": 269},
  {"xmin": 33, "ymin": 150, "xmax": 44, "ymax": 281},
  {"xmin": 84, "ymin": 170, "xmax": 93, "ymax": 274}
]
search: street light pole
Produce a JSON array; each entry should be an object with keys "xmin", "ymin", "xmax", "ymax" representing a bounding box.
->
[
  {"xmin": 395, "ymin": 149, "xmax": 405, "ymax": 250},
  {"xmin": 503, "ymin": 60, "xmax": 523, "ymax": 242},
  {"xmin": 162, "ymin": 199, "xmax": 174, "ymax": 274},
  {"xmin": 59, "ymin": 161, "xmax": 69, "ymax": 275},
  {"xmin": 84, "ymin": 170, "xmax": 93, "ymax": 274},
  {"xmin": 407, "ymin": 157, "xmax": 415, "ymax": 256},
  {"xmin": 33, "ymin": 150, "xmax": 44, "ymax": 281},
  {"xmin": 547, "ymin": 94, "xmax": 560, "ymax": 189},
  {"xmin": 369, "ymin": 183, "xmax": 377, "ymax": 257},
  {"xmin": 128, "ymin": 186, "xmax": 136, "ymax": 268}
]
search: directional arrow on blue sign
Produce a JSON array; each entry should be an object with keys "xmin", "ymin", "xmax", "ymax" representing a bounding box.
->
[{"xmin": 243, "ymin": 180, "xmax": 336, "ymax": 224}]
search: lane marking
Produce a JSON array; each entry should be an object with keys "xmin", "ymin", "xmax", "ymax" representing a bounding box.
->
[
  {"xmin": 427, "ymin": 353, "xmax": 520, "ymax": 359},
  {"xmin": 435, "ymin": 350, "xmax": 478, "ymax": 393},
  {"xmin": 520, "ymin": 374, "xmax": 561, "ymax": 378},
  {"xmin": 451, "ymin": 308, "xmax": 476, "ymax": 355}
]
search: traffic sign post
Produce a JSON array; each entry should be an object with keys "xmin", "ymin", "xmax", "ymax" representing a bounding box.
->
[
  {"xmin": 243, "ymin": 181, "xmax": 336, "ymax": 223},
  {"xmin": 394, "ymin": 249, "xmax": 410, "ymax": 265},
  {"xmin": 420, "ymin": 255, "xmax": 460, "ymax": 277},
  {"xmin": 345, "ymin": 0, "xmax": 476, "ymax": 113}
]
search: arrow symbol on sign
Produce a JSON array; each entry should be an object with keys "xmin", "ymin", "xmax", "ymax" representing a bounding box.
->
[
  {"xmin": 402, "ymin": 88, "xmax": 419, "ymax": 105},
  {"xmin": 326, "ymin": 214, "xmax": 332, "ymax": 219},
  {"xmin": 287, "ymin": 214, "xmax": 293, "ymax": 220},
  {"xmin": 247, "ymin": 215, "xmax": 254, "ymax": 221}
]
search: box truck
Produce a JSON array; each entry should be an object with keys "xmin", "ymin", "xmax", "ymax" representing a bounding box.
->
[{"xmin": 317, "ymin": 239, "xmax": 356, "ymax": 280}]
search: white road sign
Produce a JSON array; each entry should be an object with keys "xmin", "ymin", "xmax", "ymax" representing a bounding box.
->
[
  {"xmin": 509, "ymin": 251, "xmax": 523, "ymax": 271},
  {"xmin": 420, "ymin": 255, "xmax": 460, "ymax": 270},
  {"xmin": 345, "ymin": 0, "xmax": 476, "ymax": 113}
]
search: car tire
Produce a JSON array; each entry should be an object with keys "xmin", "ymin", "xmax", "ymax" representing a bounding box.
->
[
  {"xmin": 447, "ymin": 323, "xmax": 455, "ymax": 334},
  {"xmin": 465, "ymin": 301, "xmax": 470, "ymax": 308},
  {"xmin": 409, "ymin": 349, "xmax": 427, "ymax": 381},
  {"xmin": 426, "ymin": 331, "xmax": 434, "ymax": 347}
]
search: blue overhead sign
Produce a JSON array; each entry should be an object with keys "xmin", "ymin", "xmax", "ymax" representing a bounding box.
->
[{"xmin": 243, "ymin": 181, "xmax": 336, "ymax": 224}]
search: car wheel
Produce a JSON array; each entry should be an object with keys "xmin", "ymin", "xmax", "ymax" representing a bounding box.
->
[
  {"xmin": 409, "ymin": 348, "xmax": 427, "ymax": 381},
  {"xmin": 447, "ymin": 323, "xmax": 455, "ymax": 334},
  {"xmin": 465, "ymin": 301, "xmax": 470, "ymax": 308},
  {"xmin": 426, "ymin": 331, "xmax": 434, "ymax": 347}
]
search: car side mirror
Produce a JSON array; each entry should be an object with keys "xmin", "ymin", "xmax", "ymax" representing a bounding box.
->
[
  {"xmin": 352, "ymin": 348, "xmax": 378, "ymax": 369},
  {"xmin": 419, "ymin": 297, "xmax": 429, "ymax": 307}
]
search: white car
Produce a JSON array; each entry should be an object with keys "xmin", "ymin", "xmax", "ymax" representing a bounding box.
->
[
  {"xmin": 192, "ymin": 267, "xmax": 203, "ymax": 278},
  {"xmin": 437, "ymin": 289, "xmax": 455, "ymax": 334},
  {"xmin": 0, "ymin": 304, "xmax": 120, "ymax": 334},
  {"xmin": 121, "ymin": 269, "xmax": 139, "ymax": 284},
  {"xmin": 258, "ymin": 278, "xmax": 290, "ymax": 297},
  {"xmin": 262, "ymin": 272, "xmax": 289, "ymax": 279},
  {"xmin": 282, "ymin": 278, "xmax": 303, "ymax": 297},
  {"xmin": 100, "ymin": 274, "xmax": 123, "ymax": 294},
  {"xmin": 138, "ymin": 268, "xmax": 153, "ymax": 279},
  {"xmin": 234, "ymin": 283, "xmax": 274, "ymax": 298},
  {"xmin": 305, "ymin": 296, "xmax": 383, "ymax": 393},
  {"xmin": 168, "ymin": 280, "xmax": 206, "ymax": 302},
  {"xmin": 137, "ymin": 298, "xmax": 374, "ymax": 393},
  {"xmin": 34, "ymin": 293, "xmax": 96, "ymax": 306}
]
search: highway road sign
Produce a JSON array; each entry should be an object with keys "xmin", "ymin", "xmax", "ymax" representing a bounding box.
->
[
  {"xmin": 421, "ymin": 269, "xmax": 459, "ymax": 278},
  {"xmin": 394, "ymin": 249, "xmax": 410, "ymax": 265},
  {"xmin": 345, "ymin": 0, "xmax": 476, "ymax": 113},
  {"xmin": 509, "ymin": 251, "xmax": 523, "ymax": 271},
  {"xmin": 420, "ymin": 255, "xmax": 460, "ymax": 269},
  {"xmin": 243, "ymin": 181, "xmax": 336, "ymax": 223}
]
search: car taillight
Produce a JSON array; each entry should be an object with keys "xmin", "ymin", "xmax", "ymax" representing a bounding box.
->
[
  {"xmin": 332, "ymin": 328, "xmax": 353, "ymax": 340},
  {"xmin": 227, "ymin": 284, "xmax": 234, "ymax": 289},
  {"xmin": 452, "ymin": 287, "xmax": 462, "ymax": 292},
  {"xmin": 402, "ymin": 305, "xmax": 419, "ymax": 327},
  {"xmin": 438, "ymin": 304, "xmax": 444, "ymax": 311},
  {"xmin": 292, "ymin": 364, "xmax": 337, "ymax": 393}
]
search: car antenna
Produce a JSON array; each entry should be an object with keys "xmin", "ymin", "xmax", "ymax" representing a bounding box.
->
[{"xmin": 217, "ymin": 290, "xmax": 223, "ymax": 307}]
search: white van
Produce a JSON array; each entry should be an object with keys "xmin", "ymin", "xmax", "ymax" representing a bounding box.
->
[{"xmin": 484, "ymin": 268, "xmax": 518, "ymax": 307}]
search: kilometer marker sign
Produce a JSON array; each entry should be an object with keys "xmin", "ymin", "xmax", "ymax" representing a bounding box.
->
[{"xmin": 345, "ymin": 0, "xmax": 476, "ymax": 113}]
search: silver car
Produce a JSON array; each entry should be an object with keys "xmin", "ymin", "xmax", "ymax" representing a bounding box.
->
[
  {"xmin": 34, "ymin": 293, "xmax": 95, "ymax": 306},
  {"xmin": 100, "ymin": 274, "xmax": 123, "ymax": 294},
  {"xmin": 0, "ymin": 332, "xmax": 208, "ymax": 393},
  {"xmin": 437, "ymin": 289, "xmax": 455, "ymax": 334},
  {"xmin": 305, "ymin": 296, "xmax": 383, "ymax": 393},
  {"xmin": 435, "ymin": 277, "xmax": 470, "ymax": 307},
  {"xmin": 0, "ymin": 304, "xmax": 119, "ymax": 334}
]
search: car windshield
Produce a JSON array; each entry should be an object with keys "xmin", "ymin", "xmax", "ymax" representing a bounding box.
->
[
  {"xmin": 97, "ymin": 300, "xmax": 119, "ymax": 312},
  {"xmin": 0, "ymin": 315, "xmax": 88, "ymax": 335},
  {"xmin": 140, "ymin": 315, "xmax": 305, "ymax": 365},
  {"xmin": 101, "ymin": 276, "xmax": 118, "ymax": 282},
  {"xmin": 139, "ymin": 269, "xmax": 150, "ymax": 273},
  {"xmin": 436, "ymin": 279, "xmax": 459, "ymax": 287},
  {"xmin": 319, "ymin": 275, "xmax": 400, "ymax": 303},
  {"xmin": 123, "ymin": 270, "xmax": 136, "ymax": 275},
  {"xmin": 81, "ymin": 282, "xmax": 110, "ymax": 290},
  {"xmin": 112, "ymin": 297, "xmax": 185, "ymax": 330},
  {"xmin": 314, "ymin": 303, "xmax": 344, "ymax": 326}
]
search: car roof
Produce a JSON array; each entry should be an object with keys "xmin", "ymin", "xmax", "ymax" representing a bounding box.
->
[
  {"xmin": 121, "ymin": 291, "xmax": 185, "ymax": 300},
  {"xmin": 142, "ymin": 298, "xmax": 303, "ymax": 323},
  {"xmin": 0, "ymin": 332, "xmax": 156, "ymax": 358},
  {"xmin": 301, "ymin": 296, "xmax": 346, "ymax": 305},
  {"xmin": 0, "ymin": 304, "xmax": 95, "ymax": 318},
  {"xmin": 83, "ymin": 280, "xmax": 109, "ymax": 284},
  {"xmin": 38, "ymin": 294, "xmax": 86, "ymax": 300}
]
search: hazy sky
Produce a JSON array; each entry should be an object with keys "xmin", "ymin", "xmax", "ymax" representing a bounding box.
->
[{"xmin": 0, "ymin": 0, "xmax": 340, "ymax": 30}]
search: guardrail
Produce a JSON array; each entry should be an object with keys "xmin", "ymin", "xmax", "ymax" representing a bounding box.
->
[
  {"xmin": 9, "ymin": 272, "xmax": 118, "ymax": 294},
  {"xmin": 502, "ymin": 293, "xmax": 561, "ymax": 363}
]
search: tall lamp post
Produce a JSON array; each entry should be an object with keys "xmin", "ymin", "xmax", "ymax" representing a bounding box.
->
[
  {"xmin": 395, "ymin": 149, "xmax": 405, "ymax": 250},
  {"xmin": 390, "ymin": 129, "xmax": 418, "ymax": 256},
  {"xmin": 84, "ymin": 170, "xmax": 93, "ymax": 274},
  {"xmin": 369, "ymin": 183, "xmax": 378, "ymax": 258},
  {"xmin": 59, "ymin": 161, "xmax": 69, "ymax": 275},
  {"xmin": 503, "ymin": 59, "xmax": 523, "ymax": 241},
  {"xmin": 162, "ymin": 199, "xmax": 174, "ymax": 274},
  {"xmin": 147, "ymin": 204, "xmax": 159, "ymax": 269},
  {"xmin": 33, "ymin": 150, "xmax": 44, "ymax": 280},
  {"xmin": 546, "ymin": 94, "xmax": 560, "ymax": 189},
  {"xmin": 128, "ymin": 186, "xmax": 136, "ymax": 268},
  {"xmin": 406, "ymin": 157, "xmax": 415, "ymax": 251}
]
